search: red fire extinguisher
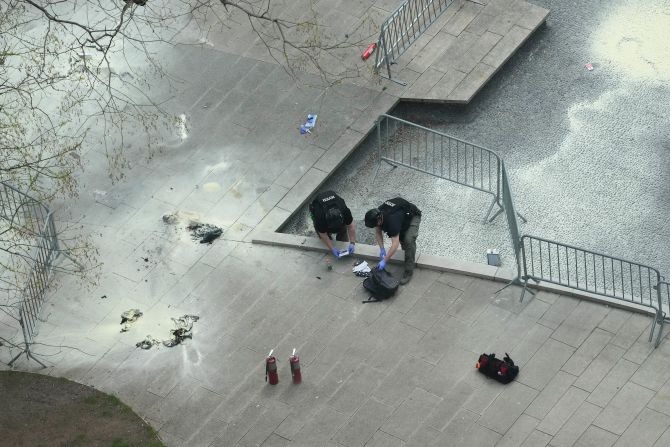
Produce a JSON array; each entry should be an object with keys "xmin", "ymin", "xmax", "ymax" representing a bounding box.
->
[
  {"xmin": 266, "ymin": 350, "xmax": 278, "ymax": 385},
  {"xmin": 361, "ymin": 43, "xmax": 377, "ymax": 60},
  {"xmin": 289, "ymin": 348, "xmax": 301, "ymax": 384}
]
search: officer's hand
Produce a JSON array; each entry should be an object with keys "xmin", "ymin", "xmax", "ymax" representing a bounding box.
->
[
  {"xmin": 378, "ymin": 259, "xmax": 386, "ymax": 270},
  {"xmin": 348, "ymin": 243, "xmax": 355, "ymax": 254},
  {"xmin": 331, "ymin": 248, "xmax": 340, "ymax": 258},
  {"xmin": 379, "ymin": 247, "xmax": 386, "ymax": 260}
]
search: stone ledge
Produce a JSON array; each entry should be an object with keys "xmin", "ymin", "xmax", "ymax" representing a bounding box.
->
[
  {"xmin": 253, "ymin": 232, "xmax": 521, "ymax": 284},
  {"xmin": 251, "ymin": 231, "xmax": 405, "ymax": 264},
  {"xmin": 251, "ymin": 231, "xmax": 660, "ymax": 320}
]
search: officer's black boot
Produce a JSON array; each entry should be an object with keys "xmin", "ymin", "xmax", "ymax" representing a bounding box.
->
[{"xmin": 400, "ymin": 270, "xmax": 413, "ymax": 285}]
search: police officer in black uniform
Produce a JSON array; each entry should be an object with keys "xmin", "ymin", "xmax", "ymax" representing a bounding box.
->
[
  {"xmin": 309, "ymin": 190, "xmax": 356, "ymax": 257},
  {"xmin": 364, "ymin": 197, "xmax": 421, "ymax": 284}
]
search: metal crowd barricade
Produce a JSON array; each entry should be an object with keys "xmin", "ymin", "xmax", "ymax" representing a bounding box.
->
[
  {"xmin": 520, "ymin": 235, "xmax": 667, "ymax": 346},
  {"xmin": 0, "ymin": 181, "xmax": 71, "ymax": 367},
  {"xmin": 375, "ymin": 0, "xmax": 455, "ymax": 84},
  {"xmin": 374, "ymin": 115, "xmax": 669, "ymax": 346},
  {"xmin": 500, "ymin": 162, "xmax": 524, "ymax": 279},
  {"xmin": 658, "ymin": 281, "xmax": 670, "ymax": 342},
  {"xmin": 375, "ymin": 114, "xmax": 525, "ymax": 225}
]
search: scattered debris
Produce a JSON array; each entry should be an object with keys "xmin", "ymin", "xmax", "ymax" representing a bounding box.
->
[
  {"xmin": 120, "ymin": 309, "xmax": 143, "ymax": 332},
  {"xmin": 585, "ymin": 63, "xmax": 594, "ymax": 71},
  {"xmin": 162, "ymin": 213, "xmax": 179, "ymax": 224},
  {"xmin": 135, "ymin": 315, "xmax": 200, "ymax": 350},
  {"xmin": 353, "ymin": 260, "xmax": 372, "ymax": 278},
  {"xmin": 121, "ymin": 309, "xmax": 142, "ymax": 324},
  {"xmin": 163, "ymin": 315, "xmax": 200, "ymax": 347},
  {"xmin": 162, "ymin": 211, "xmax": 223, "ymax": 243},
  {"xmin": 300, "ymin": 114, "xmax": 317, "ymax": 134},
  {"xmin": 136, "ymin": 336, "xmax": 161, "ymax": 350},
  {"xmin": 187, "ymin": 222, "xmax": 223, "ymax": 244}
]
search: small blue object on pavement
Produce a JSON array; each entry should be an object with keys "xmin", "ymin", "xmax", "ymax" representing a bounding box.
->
[{"xmin": 300, "ymin": 114, "xmax": 318, "ymax": 134}]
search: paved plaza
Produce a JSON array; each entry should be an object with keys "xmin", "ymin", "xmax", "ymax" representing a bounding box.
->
[
  {"xmin": 6, "ymin": 243, "xmax": 670, "ymax": 447},
  {"xmin": 399, "ymin": 0, "xmax": 548, "ymax": 103},
  {"xmin": 3, "ymin": 0, "xmax": 670, "ymax": 446}
]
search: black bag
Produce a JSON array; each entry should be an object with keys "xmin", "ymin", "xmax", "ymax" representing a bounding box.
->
[
  {"xmin": 476, "ymin": 353, "xmax": 518, "ymax": 384},
  {"xmin": 362, "ymin": 268, "xmax": 399, "ymax": 302}
]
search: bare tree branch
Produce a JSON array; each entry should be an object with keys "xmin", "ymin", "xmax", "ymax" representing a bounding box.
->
[{"xmin": 1, "ymin": 0, "xmax": 371, "ymax": 360}]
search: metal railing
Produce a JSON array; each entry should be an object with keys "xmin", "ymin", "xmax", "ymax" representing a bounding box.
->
[
  {"xmin": 660, "ymin": 282, "xmax": 670, "ymax": 310},
  {"xmin": 501, "ymin": 163, "xmax": 523, "ymax": 278},
  {"xmin": 1, "ymin": 181, "xmax": 65, "ymax": 367},
  {"xmin": 658, "ymin": 282, "xmax": 670, "ymax": 342},
  {"xmin": 375, "ymin": 0, "xmax": 455, "ymax": 84},
  {"xmin": 376, "ymin": 114, "xmax": 525, "ymax": 225},
  {"xmin": 375, "ymin": 115, "xmax": 670, "ymax": 346},
  {"xmin": 519, "ymin": 235, "xmax": 667, "ymax": 346}
]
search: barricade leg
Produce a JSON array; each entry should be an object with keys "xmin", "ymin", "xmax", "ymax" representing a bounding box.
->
[
  {"xmin": 519, "ymin": 277, "xmax": 539, "ymax": 302},
  {"xmin": 483, "ymin": 197, "xmax": 501, "ymax": 224},
  {"xmin": 494, "ymin": 276, "xmax": 537, "ymax": 302},
  {"xmin": 651, "ymin": 311, "xmax": 665, "ymax": 348}
]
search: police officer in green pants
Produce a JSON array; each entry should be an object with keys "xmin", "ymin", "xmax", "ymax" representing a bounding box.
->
[{"xmin": 364, "ymin": 197, "xmax": 421, "ymax": 284}]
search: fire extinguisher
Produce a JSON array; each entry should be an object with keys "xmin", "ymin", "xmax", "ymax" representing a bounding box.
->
[
  {"xmin": 289, "ymin": 348, "xmax": 301, "ymax": 384},
  {"xmin": 266, "ymin": 350, "xmax": 278, "ymax": 385},
  {"xmin": 361, "ymin": 43, "xmax": 377, "ymax": 60}
]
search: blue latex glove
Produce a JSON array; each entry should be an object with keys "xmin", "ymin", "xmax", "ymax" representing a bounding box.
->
[
  {"xmin": 348, "ymin": 243, "xmax": 355, "ymax": 254},
  {"xmin": 379, "ymin": 247, "xmax": 386, "ymax": 260},
  {"xmin": 331, "ymin": 248, "xmax": 340, "ymax": 257},
  {"xmin": 378, "ymin": 259, "xmax": 387, "ymax": 270}
]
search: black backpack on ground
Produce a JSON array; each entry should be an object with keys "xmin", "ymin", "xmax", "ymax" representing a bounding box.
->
[
  {"xmin": 476, "ymin": 353, "xmax": 519, "ymax": 384},
  {"xmin": 362, "ymin": 268, "xmax": 399, "ymax": 302}
]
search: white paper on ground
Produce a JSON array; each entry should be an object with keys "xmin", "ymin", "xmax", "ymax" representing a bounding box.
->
[{"xmin": 352, "ymin": 261, "xmax": 371, "ymax": 273}]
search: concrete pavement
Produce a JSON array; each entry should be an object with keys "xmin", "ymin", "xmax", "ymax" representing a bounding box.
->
[
  {"xmin": 3, "ymin": 0, "xmax": 670, "ymax": 446},
  {"xmin": 6, "ymin": 242, "xmax": 670, "ymax": 446}
]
